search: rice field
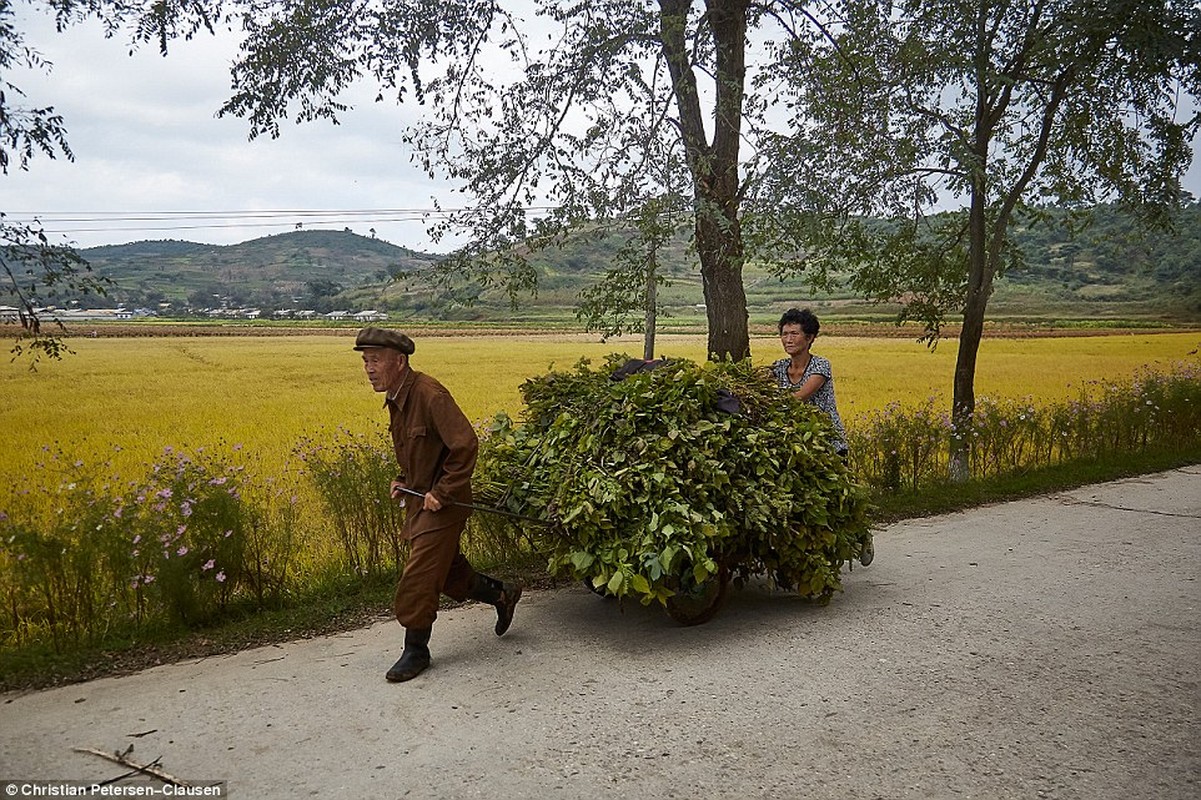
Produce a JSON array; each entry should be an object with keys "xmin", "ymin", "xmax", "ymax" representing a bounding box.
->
[{"xmin": 1, "ymin": 329, "xmax": 1198, "ymax": 490}]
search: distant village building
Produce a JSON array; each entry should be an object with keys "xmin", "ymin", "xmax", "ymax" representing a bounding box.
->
[
  {"xmin": 48, "ymin": 307, "xmax": 121, "ymax": 321},
  {"xmin": 353, "ymin": 310, "xmax": 388, "ymax": 322},
  {"xmin": 5, "ymin": 306, "xmax": 158, "ymax": 323}
]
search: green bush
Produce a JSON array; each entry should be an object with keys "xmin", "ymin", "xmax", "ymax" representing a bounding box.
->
[
  {"xmin": 0, "ymin": 444, "xmax": 258, "ymax": 646},
  {"xmin": 0, "ymin": 475, "xmax": 123, "ymax": 648},
  {"xmin": 296, "ymin": 428, "xmax": 406, "ymax": 580},
  {"xmin": 122, "ymin": 447, "xmax": 252, "ymax": 626},
  {"xmin": 475, "ymin": 356, "xmax": 873, "ymax": 607},
  {"xmin": 849, "ymin": 361, "xmax": 1201, "ymax": 493}
]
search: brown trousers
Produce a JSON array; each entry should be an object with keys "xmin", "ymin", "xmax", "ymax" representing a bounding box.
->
[{"xmin": 393, "ymin": 522, "xmax": 477, "ymax": 630}]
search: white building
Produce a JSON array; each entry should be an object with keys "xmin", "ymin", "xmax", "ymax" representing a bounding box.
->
[{"xmin": 353, "ymin": 310, "xmax": 388, "ymax": 322}]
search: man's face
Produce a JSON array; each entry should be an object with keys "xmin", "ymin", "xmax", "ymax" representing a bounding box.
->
[{"xmin": 361, "ymin": 348, "xmax": 407, "ymax": 392}]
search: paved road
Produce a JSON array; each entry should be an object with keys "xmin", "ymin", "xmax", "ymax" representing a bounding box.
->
[{"xmin": 2, "ymin": 468, "xmax": 1199, "ymax": 799}]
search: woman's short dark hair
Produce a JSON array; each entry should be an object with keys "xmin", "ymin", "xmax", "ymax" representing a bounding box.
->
[{"xmin": 778, "ymin": 307, "xmax": 820, "ymax": 336}]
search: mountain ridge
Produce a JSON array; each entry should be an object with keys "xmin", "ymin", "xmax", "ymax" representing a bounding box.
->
[
  {"xmin": 76, "ymin": 229, "xmax": 440, "ymax": 310},
  {"xmin": 34, "ymin": 205, "xmax": 1201, "ymax": 323}
]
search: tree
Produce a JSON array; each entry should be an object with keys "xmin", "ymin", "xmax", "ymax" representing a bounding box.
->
[
  {"xmin": 1, "ymin": 212, "xmax": 110, "ymax": 363},
  {"xmin": 306, "ymin": 278, "xmax": 343, "ymax": 313},
  {"xmin": 201, "ymin": 0, "xmax": 761, "ymax": 358},
  {"xmin": 575, "ymin": 194, "xmax": 689, "ymax": 360},
  {"xmin": 757, "ymin": 0, "xmax": 1201, "ymax": 477},
  {"xmin": 1, "ymin": 1, "xmax": 110, "ymax": 364}
]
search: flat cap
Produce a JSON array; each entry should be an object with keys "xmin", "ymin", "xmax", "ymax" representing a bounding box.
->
[{"xmin": 353, "ymin": 327, "xmax": 415, "ymax": 354}]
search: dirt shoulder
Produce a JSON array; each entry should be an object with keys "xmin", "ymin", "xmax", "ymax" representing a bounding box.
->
[{"xmin": 2, "ymin": 468, "xmax": 1198, "ymax": 799}]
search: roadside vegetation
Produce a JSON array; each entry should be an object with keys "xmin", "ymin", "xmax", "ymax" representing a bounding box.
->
[{"xmin": 1, "ymin": 330, "xmax": 1199, "ymax": 691}]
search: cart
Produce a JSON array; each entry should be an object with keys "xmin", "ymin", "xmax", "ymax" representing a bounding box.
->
[{"xmin": 584, "ymin": 563, "xmax": 732, "ymax": 626}]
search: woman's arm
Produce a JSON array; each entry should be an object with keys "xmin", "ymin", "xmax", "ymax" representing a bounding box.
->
[{"xmin": 791, "ymin": 374, "xmax": 826, "ymax": 401}]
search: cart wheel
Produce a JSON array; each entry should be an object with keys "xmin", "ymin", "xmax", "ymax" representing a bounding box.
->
[{"xmin": 664, "ymin": 566, "xmax": 730, "ymax": 626}]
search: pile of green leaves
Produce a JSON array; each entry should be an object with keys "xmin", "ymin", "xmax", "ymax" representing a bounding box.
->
[{"xmin": 475, "ymin": 356, "xmax": 872, "ymax": 607}]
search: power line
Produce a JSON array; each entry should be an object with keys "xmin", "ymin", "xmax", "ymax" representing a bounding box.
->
[
  {"xmin": 2, "ymin": 207, "xmax": 561, "ymax": 237},
  {"xmin": 16, "ymin": 208, "xmax": 453, "ymax": 219},
  {"xmin": 6, "ymin": 208, "xmax": 448, "ymax": 233}
]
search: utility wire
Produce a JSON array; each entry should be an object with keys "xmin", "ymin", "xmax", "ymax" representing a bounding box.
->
[{"xmin": 3, "ymin": 207, "xmax": 562, "ymax": 238}]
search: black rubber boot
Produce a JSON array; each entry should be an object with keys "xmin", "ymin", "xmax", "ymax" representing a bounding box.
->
[
  {"xmin": 386, "ymin": 627, "xmax": 431, "ymax": 682},
  {"xmin": 469, "ymin": 574, "xmax": 523, "ymax": 636},
  {"xmin": 859, "ymin": 535, "xmax": 875, "ymax": 567}
]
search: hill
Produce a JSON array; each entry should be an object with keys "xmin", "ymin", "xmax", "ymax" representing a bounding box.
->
[
  {"xmin": 78, "ymin": 229, "xmax": 439, "ymax": 311},
  {"xmin": 35, "ymin": 205, "xmax": 1201, "ymax": 325},
  {"xmin": 364, "ymin": 204, "xmax": 1201, "ymax": 326}
]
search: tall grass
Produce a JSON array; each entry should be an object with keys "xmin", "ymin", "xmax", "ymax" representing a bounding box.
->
[
  {"xmin": 848, "ymin": 362, "xmax": 1201, "ymax": 493},
  {"xmin": 1, "ymin": 331, "xmax": 1198, "ymax": 659}
]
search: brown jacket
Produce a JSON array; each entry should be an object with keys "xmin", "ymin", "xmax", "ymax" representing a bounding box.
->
[{"xmin": 386, "ymin": 367, "xmax": 478, "ymax": 539}]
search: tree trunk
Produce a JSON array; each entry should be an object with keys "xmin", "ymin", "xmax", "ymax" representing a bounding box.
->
[
  {"xmin": 644, "ymin": 249, "xmax": 658, "ymax": 361},
  {"xmin": 950, "ymin": 265, "xmax": 988, "ymax": 482},
  {"xmin": 659, "ymin": 0, "xmax": 751, "ymax": 361},
  {"xmin": 949, "ymin": 2, "xmax": 992, "ymax": 483},
  {"xmin": 696, "ymin": 208, "xmax": 749, "ymax": 361}
]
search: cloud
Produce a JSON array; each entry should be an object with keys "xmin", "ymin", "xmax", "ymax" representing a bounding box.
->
[{"xmin": 0, "ymin": 8, "xmax": 461, "ymax": 250}]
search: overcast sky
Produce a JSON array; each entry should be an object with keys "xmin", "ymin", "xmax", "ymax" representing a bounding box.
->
[
  {"xmin": 2, "ymin": 9, "xmax": 465, "ymax": 251},
  {"xmin": 2, "ymin": 6, "xmax": 1199, "ymax": 253}
]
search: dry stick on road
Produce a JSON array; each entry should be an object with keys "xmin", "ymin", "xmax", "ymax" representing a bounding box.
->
[{"xmin": 73, "ymin": 745, "xmax": 192, "ymax": 787}]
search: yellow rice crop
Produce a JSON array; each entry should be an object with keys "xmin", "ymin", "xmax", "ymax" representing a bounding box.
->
[{"xmin": 1, "ymin": 331, "xmax": 1198, "ymax": 492}]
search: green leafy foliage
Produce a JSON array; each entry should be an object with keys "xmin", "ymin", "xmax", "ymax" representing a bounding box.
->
[
  {"xmin": 847, "ymin": 361, "xmax": 1201, "ymax": 494},
  {"xmin": 475, "ymin": 356, "xmax": 872, "ymax": 607},
  {"xmin": 122, "ymin": 448, "xmax": 252, "ymax": 626},
  {"xmin": 2, "ymin": 214, "xmax": 111, "ymax": 366},
  {"xmin": 295, "ymin": 427, "xmax": 406, "ymax": 580},
  {"xmin": 0, "ymin": 444, "xmax": 257, "ymax": 645}
]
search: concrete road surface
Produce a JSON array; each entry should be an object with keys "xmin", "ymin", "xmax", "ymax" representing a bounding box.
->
[{"xmin": 2, "ymin": 468, "xmax": 1199, "ymax": 799}]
